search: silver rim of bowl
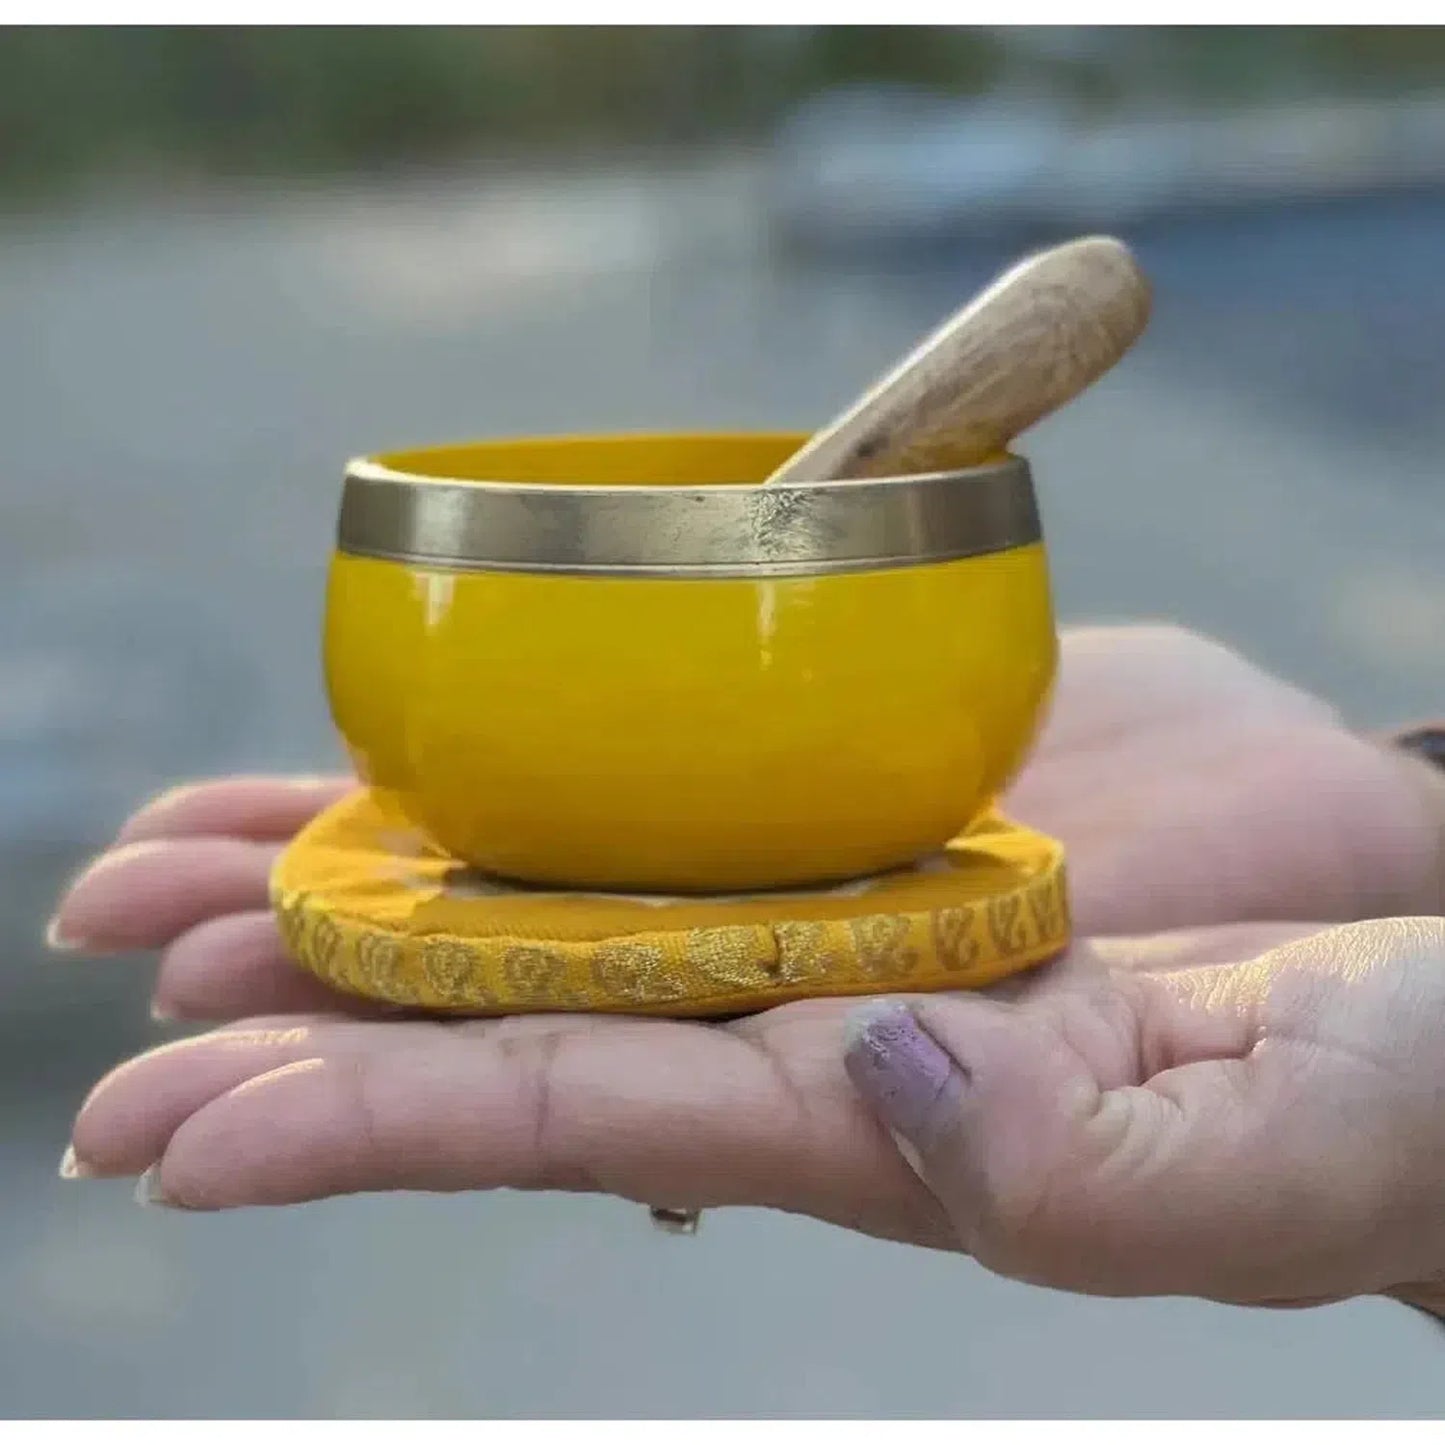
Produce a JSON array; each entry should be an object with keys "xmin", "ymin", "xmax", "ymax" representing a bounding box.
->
[{"xmin": 336, "ymin": 452, "xmax": 1040, "ymax": 579}]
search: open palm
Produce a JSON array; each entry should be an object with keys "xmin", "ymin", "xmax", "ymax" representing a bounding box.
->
[
  {"xmin": 55, "ymin": 625, "xmax": 1445, "ymax": 1300},
  {"xmin": 1004, "ymin": 624, "xmax": 1442, "ymax": 932}
]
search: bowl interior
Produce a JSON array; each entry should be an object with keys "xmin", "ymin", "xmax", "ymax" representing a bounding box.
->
[{"xmin": 373, "ymin": 432, "xmax": 813, "ymax": 489}]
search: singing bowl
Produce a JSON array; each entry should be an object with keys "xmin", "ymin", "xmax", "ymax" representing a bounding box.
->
[{"xmin": 324, "ymin": 432, "xmax": 1057, "ymax": 893}]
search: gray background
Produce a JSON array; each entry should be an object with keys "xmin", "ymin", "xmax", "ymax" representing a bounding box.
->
[{"xmin": 5, "ymin": 164, "xmax": 1445, "ymax": 1417}]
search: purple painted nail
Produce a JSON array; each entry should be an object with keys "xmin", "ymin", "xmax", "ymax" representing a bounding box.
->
[{"xmin": 844, "ymin": 998, "xmax": 966, "ymax": 1148}]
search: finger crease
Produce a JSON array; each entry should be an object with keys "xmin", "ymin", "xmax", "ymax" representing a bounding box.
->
[{"xmin": 511, "ymin": 1032, "xmax": 596, "ymax": 1194}]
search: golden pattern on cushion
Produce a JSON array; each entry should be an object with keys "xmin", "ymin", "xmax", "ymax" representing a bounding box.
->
[{"xmin": 270, "ymin": 789, "xmax": 1071, "ymax": 1018}]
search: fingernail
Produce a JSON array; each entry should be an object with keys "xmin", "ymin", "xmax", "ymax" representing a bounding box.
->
[
  {"xmin": 46, "ymin": 842, "xmax": 163, "ymax": 954},
  {"xmin": 134, "ymin": 1165, "xmax": 176, "ymax": 1208},
  {"xmin": 44, "ymin": 915, "xmax": 83, "ymax": 953},
  {"xmin": 149, "ymin": 1000, "xmax": 177, "ymax": 1023},
  {"xmin": 843, "ymin": 998, "xmax": 967, "ymax": 1150},
  {"xmin": 58, "ymin": 1145, "xmax": 92, "ymax": 1179}
]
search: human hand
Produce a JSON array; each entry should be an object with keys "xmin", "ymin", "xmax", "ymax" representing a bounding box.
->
[
  {"xmin": 47, "ymin": 624, "xmax": 1445, "ymax": 1313},
  {"xmin": 841, "ymin": 915, "xmax": 1445, "ymax": 1310},
  {"xmin": 60, "ymin": 913, "xmax": 1445, "ymax": 1317},
  {"xmin": 1004, "ymin": 624, "xmax": 1445, "ymax": 932}
]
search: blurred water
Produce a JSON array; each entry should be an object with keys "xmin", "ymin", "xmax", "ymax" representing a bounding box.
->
[{"xmin": 4, "ymin": 162, "xmax": 1445, "ymax": 1418}]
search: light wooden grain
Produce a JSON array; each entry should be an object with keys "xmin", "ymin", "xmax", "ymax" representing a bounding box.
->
[{"xmin": 763, "ymin": 235, "xmax": 1152, "ymax": 486}]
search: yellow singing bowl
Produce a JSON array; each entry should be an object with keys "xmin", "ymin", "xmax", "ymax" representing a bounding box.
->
[{"xmin": 325, "ymin": 432, "xmax": 1057, "ymax": 893}]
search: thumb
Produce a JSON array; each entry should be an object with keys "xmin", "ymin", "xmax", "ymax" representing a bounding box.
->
[
  {"xmin": 842, "ymin": 978, "xmax": 1405, "ymax": 1304},
  {"xmin": 843, "ymin": 994, "xmax": 1121, "ymax": 1287}
]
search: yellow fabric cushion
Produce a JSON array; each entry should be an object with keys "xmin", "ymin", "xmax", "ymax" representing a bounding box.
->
[{"xmin": 270, "ymin": 788, "xmax": 1071, "ymax": 1017}]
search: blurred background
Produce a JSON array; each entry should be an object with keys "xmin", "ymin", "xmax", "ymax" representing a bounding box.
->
[{"xmin": 6, "ymin": 23, "xmax": 1445, "ymax": 1419}]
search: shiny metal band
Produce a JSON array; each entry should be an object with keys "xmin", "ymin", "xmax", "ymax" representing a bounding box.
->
[
  {"xmin": 648, "ymin": 1206, "xmax": 702, "ymax": 1235},
  {"xmin": 337, "ymin": 455, "xmax": 1040, "ymax": 578}
]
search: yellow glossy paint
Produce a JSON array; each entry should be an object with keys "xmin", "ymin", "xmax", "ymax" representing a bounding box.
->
[{"xmin": 325, "ymin": 434, "xmax": 1057, "ymax": 893}]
